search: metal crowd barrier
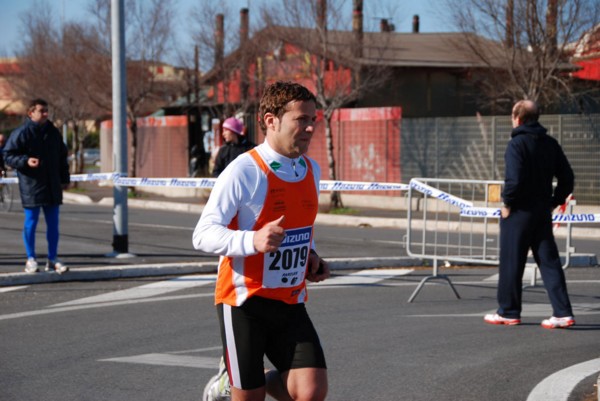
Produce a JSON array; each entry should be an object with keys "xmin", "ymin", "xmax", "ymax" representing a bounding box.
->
[{"xmin": 406, "ymin": 177, "xmax": 579, "ymax": 302}]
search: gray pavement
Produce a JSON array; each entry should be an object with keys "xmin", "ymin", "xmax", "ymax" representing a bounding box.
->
[{"xmin": 1, "ymin": 188, "xmax": 599, "ymax": 401}]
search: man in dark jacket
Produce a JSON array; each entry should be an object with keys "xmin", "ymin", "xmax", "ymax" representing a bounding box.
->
[
  {"xmin": 212, "ymin": 117, "xmax": 256, "ymax": 177},
  {"xmin": 4, "ymin": 99, "xmax": 70, "ymax": 274},
  {"xmin": 484, "ymin": 100, "xmax": 575, "ymax": 329}
]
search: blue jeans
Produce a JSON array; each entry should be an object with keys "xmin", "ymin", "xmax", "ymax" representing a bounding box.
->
[{"xmin": 23, "ymin": 205, "xmax": 60, "ymax": 261}]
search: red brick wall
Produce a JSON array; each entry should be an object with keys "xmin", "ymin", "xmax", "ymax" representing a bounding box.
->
[
  {"xmin": 100, "ymin": 116, "xmax": 188, "ymax": 177},
  {"xmin": 308, "ymin": 107, "xmax": 402, "ymax": 192}
]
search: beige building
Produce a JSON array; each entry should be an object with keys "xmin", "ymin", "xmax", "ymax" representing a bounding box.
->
[{"xmin": 0, "ymin": 58, "xmax": 25, "ymax": 115}]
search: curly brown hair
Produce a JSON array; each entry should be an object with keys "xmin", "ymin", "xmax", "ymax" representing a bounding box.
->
[{"xmin": 258, "ymin": 81, "xmax": 316, "ymax": 132}]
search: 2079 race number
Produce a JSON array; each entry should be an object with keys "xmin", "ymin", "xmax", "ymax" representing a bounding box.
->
[{"xmin": 268, "ymin": 246, "xmax": 309, "ymax": 271}]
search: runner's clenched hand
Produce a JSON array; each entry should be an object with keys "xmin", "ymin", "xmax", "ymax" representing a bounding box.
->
[{"xmin": 253, "ymin": 215, "xmax": 286, "ymax": 253}]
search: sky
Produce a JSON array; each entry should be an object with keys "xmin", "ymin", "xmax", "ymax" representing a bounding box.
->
[{"xmin": 0, "ymin": 0, "xmax": 456, "ymax": 66}]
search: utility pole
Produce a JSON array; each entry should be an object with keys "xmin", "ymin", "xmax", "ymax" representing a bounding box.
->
[{"xmin": 110, "ymin": 0, "xmax": 130, "ymax": 255}]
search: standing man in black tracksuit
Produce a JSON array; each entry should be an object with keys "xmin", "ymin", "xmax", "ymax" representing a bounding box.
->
[{"xmin": 484, "ymin": 100, "xmax": 575, "ymax": 329}]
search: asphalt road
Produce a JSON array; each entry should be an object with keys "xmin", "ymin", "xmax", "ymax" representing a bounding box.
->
[
  {"xmin": 1, "ymin": 203, "xmax": 599, "ymax": 400},
  {"xmin": 1, "ymin": 202, "xmax": 597, "ymax": 276},
  {"xmin": 0, "ymin": 203, "xmax": 411, "ymax": 275},
  {"xmin": 1, "ymin": 267, "xmax": 599, "ymax": 401}
]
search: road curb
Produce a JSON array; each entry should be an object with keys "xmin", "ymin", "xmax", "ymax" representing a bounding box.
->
[
  {"xmin": 0, "ymin": 257, "xmax": 422, "ymax": 287},
  {"xmin": 63, "ymin": 191, "xmax": 94, "ymax": 204},
  {"xmin": 1, "ymin": 253, "xmax": 595, "ymax": 287},
  {"xmin": 0, "ymin": 262, "xmax": 219, "ymax": 286}
]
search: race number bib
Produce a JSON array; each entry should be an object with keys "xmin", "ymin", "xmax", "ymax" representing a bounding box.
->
[{"xmin": 263, "ymin": 226, "xmax": 312, "ymax": 288}]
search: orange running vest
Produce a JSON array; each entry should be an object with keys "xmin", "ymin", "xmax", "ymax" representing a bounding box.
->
[{"xmin": 214, "ymin": 149, "xmax": 319, "ymax": 306}]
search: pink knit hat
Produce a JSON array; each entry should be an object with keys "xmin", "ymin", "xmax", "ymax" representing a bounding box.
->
[{"xmin": 222, "ymin": 117, "xmax": 244, "ymax": 135}]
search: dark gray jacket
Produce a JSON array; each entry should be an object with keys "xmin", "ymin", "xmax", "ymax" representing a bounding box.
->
[
  {"xmin": 4, "ymin": 118, "xmax": 70, "ymax": 207},
  {"xmin": 502, "ymin": 121, "xmax": 574, "ymax": 210}
]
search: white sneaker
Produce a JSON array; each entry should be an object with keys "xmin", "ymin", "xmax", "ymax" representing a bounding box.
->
[
  {"xmin": 541, "ymin": 316, "xmax": 575, "ymax": 329},
  {"xmin": 484, "ymin": 313, "xmax": 521, "ymax": 325},
  {"xmin": 203, "ymin": 358, "xmax": 230, "ymax": 401},
  {"xmin": 24, "ymin": 258, "xmax": 39, "ymax": 273},
  {"xmin": 45, "ymin": 260, "xmax": 69, "ymax": 274}
]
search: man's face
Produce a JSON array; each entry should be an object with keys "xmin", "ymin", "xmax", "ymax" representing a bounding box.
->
[
  {"xmin": 28, "ymin": 104, "xmax": 49, "ymax": 124},
  {"xmin": 266, "ymin": 100, "xmax": 316, "ymax": 158}
]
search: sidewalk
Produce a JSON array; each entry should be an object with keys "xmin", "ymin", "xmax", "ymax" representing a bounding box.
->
[{"xmin": 0, "ymin": 182, "xmax": 597, "ymax": 286}]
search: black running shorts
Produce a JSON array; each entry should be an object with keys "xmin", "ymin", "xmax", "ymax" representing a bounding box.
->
[{"xmin": 217, "ymin": 296, "xmax": 327, "ymax": 390}]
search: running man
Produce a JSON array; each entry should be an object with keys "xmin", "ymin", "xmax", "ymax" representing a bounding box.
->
[{"xmin": 193, "ymin": 81, "xmax": 330, "ymax": 401}]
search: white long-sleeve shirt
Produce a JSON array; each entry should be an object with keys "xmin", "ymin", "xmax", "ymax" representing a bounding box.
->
[{"xmin": 192, "ymin": 141, "xmax": 321, "ymax": 257}]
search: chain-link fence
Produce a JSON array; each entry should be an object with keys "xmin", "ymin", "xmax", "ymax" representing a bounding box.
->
[{"xmin": 401, "ymin": 114, "xmax": 600, "ymax": 205}]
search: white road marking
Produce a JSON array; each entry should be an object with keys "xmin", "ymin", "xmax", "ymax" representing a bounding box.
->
[
  {"xmin": 54, "ymin": 269, "xmax": 413, "ymax": 307},
  {"xmin": 100, "ymin": 354, "xmax": 220, "ymax": 369},
  {"xmin": 326, "ymin": 237, "xmax": 404, "ymax": 246},
  {"xmin": 527, "ymin": 358, "xmax": 600, "ymax": 401},
  {"xmin": 0, "ymin": 293, "xmax": 212, "ymax": 322},
  {"xmin": 515, "ymin": 303, "xmax": 600, "ymax": 317},
  {"xmin": 51, "ymin": 274, "xmax": 218, "ymax": 307},
  {"xmin": 169, "ymin": 346, "xmax": 222, "ymax": 354},
  {"xmin": 100, "ymin": 346, "xmax": 223, "ymax": 369},
  {"xmin": 372, "ymin": 240, "xmax": 404, "ymax": 245},
  {"xmin": 0, "ymin": 270, "xmax": 414, "ymax": 321},
  {"xmin": 406, "ymin": 303, "xmax": 600, "ymax": 319},
  {"xmin": 484, "ymin": 265, "xmax": 538, "ymax": 282},
  {"xmin": 0, "ymin": 286, "xmax": 28, "ymax": 293},
  {"xmin": 310, "ymin": 268, "xmax": 413, "ymax": 287},
  {"xmin": 62, "ymin": 216, "xmax": 194, "ymax": 231}
]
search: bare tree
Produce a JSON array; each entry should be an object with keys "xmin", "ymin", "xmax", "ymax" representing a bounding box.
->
[
  {"xmin": 187, "ymin": 3, "xmax": 260, "ymax": 117},
  {"xmin": 15, "ymin": 2, "xmax": 101, "ymax": 174},
  {"xmin": 15, "ymin": 0, "xmax": 183, "ymax": 178},
  {"xmin": 259, "ymin": 0, "xmax": 393, "ymax": 209},
  {"xmin": 86, "ymin": 0, "xmax": 182, "ymax": 179},
  {"xmin": 447, "ymin": 0, "xmax": 600, "ymax": 112}
]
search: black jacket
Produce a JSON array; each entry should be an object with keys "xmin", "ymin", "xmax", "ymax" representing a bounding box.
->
[
  {"xmin": 4, "ymin": 118, "xmax": 70, "ymax": 207},
  {"xmin": 212, "ymin": 138, "xmax": 256, "ymax": 177},
  {"xmin": 0, "ymin": 146, "xmax": 5, "ymax": 172},
  {"xmin": 502, "ymin": 121, "xmax": 574, "ymax": 210}
]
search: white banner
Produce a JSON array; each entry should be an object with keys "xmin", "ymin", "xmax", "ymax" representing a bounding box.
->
[
  {"xmin": 113, "ymin": 177, "xmax": 217, "ymax": 189},
  {"xmin": 409, "ymin": 179, "xmax": 474, "ymax": 209},
  {"xmin": 458, "ymin": 207, "xmax": 599, "ymax": 223},
  {"xmin": 3, "ymin": 173, "xmax": 410, "ymax": 191},
  {"xmin": 320, "ymin": 180, "xmax": 408, "ymax": 191}
]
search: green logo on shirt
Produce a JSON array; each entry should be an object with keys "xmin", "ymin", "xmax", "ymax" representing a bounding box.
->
[{"xmin": 270, "ymin": 161, "xmax": 282, "ymax": 171}]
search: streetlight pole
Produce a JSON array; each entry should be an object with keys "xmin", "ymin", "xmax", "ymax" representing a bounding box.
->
[{"xmin": 111, "ymin": 0, "xmax": 129, "ymax": 255}]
